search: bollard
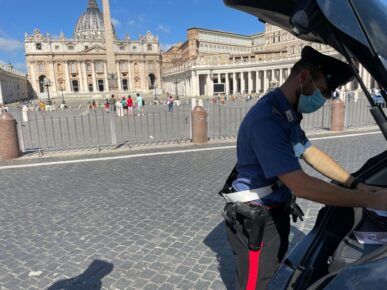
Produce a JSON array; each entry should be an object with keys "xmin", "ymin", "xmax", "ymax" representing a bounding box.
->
[
  {"xmin": 331, "ymin": 100, "xmax": 345, "ymax": 131},
  {"xmin": 0, "ymin": 113, "xmax": 21, "ymax": 160},
  {"xmin": 191, "ymin": 106, "xmax": 208, "ymax": 144}
]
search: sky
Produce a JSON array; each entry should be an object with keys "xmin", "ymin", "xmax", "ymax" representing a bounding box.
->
[{"xmin": 0, "ymin": 0, "xmax": 264, "ymax": 73}]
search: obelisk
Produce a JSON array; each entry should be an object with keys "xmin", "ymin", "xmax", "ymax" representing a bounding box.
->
[{"xmin": 102, "ymin": 0, "xmax": 118, "ymax": 91}]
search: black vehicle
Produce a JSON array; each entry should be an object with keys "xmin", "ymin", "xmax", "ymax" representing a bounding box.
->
[{"xmin": 224, "ymin": 0, "xmax": 387, "ymax": 289}]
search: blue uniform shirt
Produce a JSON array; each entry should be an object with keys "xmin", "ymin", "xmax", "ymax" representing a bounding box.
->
[{"xmin": 232, "ymin": 89, "xmax": 312, "ymax": 206}]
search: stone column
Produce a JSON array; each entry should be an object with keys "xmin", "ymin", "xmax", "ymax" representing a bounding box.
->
[
  {"xmin": 256, "ymin": 71, "xmax": 261, "ymax": 93},
  {"xmin": 263, "ymin": 70, "xmax": 269, "ymax": 92},
  {"xmin": 64, "ymin": 62, "xmax": 71, "ymax": 93},
  {"xmin": 91, "ymin": 61, "xmax": 97, "ymax": 92},
  {"xmin": 206, "ymin": 74, "xmax": 211, "ymax": 96},
  {"xmin": 0, "ymin": 80, "xmax": 3, "ymax": 104},
  {"xmin": 279, "ymin": 68, "xmax": 284, "ymax": 85},
  {"xmin": 116, "ymin": 62, "xmax": 122, "ymax": 91},
  {"xmin": 77, "ymin": 62, "xmax": 84, "ymax": 93},
  {"xmin": 128, "ymin": 61, "xmax": 134, "ymax": 91},
  {"xmin": 248, "ymin": 71, "xmax": 253, "ymax": 94},
  {"xmin": 233, "ymin": 72, "xmax": 237, "ymax": 94},
  {"xmin": 241, "ymin": 72, "xmax": 245, "ymax": 94},
  {"xmin": 225, "ymin": 73, "xmax": 230, "ymax": 94},
  {"xmin": 192, "ymin": 72, "xmax": 199, "ymax": 97},
  {"xmin": 104, "ymin": 62, "xmax": 109, "ymax": 92},
  {"xmin": 82, "ymin": 62, "xmax": 88, "ymax": 92}
]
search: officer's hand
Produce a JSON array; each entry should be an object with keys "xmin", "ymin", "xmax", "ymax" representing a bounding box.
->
[
  {"xmin": 372, "ymin": 190, "xmax": 387, "ymax": 210},
  {"xmin": 357, "ymin": 183, "xmax": 384, "ymax": 193}
]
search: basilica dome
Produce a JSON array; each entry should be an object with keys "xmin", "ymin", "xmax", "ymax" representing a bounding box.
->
[{"xmin": 74, "ymin": 0, "xmax": 115, "ymax": 40}]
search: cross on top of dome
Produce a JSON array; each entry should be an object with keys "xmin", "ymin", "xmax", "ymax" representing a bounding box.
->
[{"xmin": 88, "ymin": 0, "xmax": 99, "ymax": 10}]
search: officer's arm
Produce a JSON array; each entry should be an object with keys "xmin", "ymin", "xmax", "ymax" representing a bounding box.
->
[
  {"xmin": 302, "ymin": 145, "xmax": 355, "ymax": 188},
  {"xmin": 278, "ymin": 170, "xmax": 387, "ymax": 210}
]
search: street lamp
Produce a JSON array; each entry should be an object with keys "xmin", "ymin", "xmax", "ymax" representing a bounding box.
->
[{"xmin": 43, "ymin": 78, "xmax": 52, "ymax": 105}]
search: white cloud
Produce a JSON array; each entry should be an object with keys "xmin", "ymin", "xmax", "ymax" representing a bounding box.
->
[
  {"xmin": 128, "ymin": 14, "xmax": 147, "ymax": 27},
  {"xmin": 156, "ymin": 24, "xmax": 170, "ymax": 34},
  {"xmin": 0, "ymin": 36, "xmax": 23, "ymax": 52},
  {"xmin": 160, "ymin": 43, "xmax": 174, "ymax": 51},
  {"xmin": 112, "ymin": 18, "xmax": 121, "ymax": 28}
]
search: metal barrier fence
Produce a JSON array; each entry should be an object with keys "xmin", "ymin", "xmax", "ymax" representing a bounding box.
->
[
  {"xmin": 207, "ymin": 100, "xmax": 332, "ymax": 139},
  {"xmin": 15, "ymin": 98, "xmax": 380, "ymax": 153},
  {"xmin": 17, "ymin": 106, "xmax": 192, "ymax": 152},
  {"xmin": 345, "ymin": 99, "xmax": 379, "ymax": 128}
]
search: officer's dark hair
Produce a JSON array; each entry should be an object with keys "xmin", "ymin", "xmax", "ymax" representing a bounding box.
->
[{"xmin": 290, "ymin": 60, "xmax": 323, "ymax": 80}]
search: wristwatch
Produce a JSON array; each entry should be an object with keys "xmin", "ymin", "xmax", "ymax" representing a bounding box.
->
[{"xmin": 349, "ymin": 178, "xmax": 362, "ymax": 190}]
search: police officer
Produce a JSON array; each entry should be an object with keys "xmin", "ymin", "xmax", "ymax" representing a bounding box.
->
[{"xmin": 221, "ymin": 46, "xmax": 387, "ymax": 290}]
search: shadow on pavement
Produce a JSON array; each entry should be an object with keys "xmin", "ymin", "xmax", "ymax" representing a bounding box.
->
[
  {"xmin": 204, "ymin": 221, "xmax": 235, "ymax": 290},
  {"xmin": 204, "ymin": 222, "xmax": 306, "ymax": 290},
  {"xmin": 48, "ymin": 260, "xmax": 114, "ymax": 290}
]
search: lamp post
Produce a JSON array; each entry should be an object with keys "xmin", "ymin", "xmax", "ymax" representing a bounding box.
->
[{"xmin": 43, "ymin": 78, "xmax": 52, "ymax": 105}]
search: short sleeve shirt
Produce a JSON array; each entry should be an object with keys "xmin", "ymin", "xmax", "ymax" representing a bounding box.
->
[
  {"xmin": 232, "ymin": 89, "xmax": 311, "ymax": 206},
  {"xmin": 137, "ymin": 96, "xmax": 143, "ymax": 107}
]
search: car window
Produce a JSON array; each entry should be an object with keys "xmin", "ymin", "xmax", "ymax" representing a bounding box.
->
[
  {"xmin": 316, "ymin": 0, "xmax": 369, "ymax": 47},
  {"xmin": 351, "ymin": 0, "xmax": 387, "ymax": 69}
]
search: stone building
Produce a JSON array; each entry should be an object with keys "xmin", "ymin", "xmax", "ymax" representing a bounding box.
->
[
  {"xmin": 25, "ymin": 0, "xmax": 162, "ymax": 100},
  {"xmin": 162, "ymin": 24, "xmax": 376, "ymax": 98},
  {"xmin": 0, "ymin": 63, "xmax": 31, "ymax": 104}
]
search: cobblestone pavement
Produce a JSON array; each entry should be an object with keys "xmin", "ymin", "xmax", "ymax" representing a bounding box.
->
[{"xmin": 0, "ymin": 133, "xmax": 386, "ymax": 289}]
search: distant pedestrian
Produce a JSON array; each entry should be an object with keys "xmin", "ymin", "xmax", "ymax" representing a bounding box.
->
[
  {"xmin": 104, "ymin": 99, "xmax": 110, "ymax": 113},
  {"xmin": 109, "ymin": 95, "xmax": 116, "ymax": 112},
  {"xmin": 136, "ymin": 93, "xmax": 144, "ymax": 116},
  {"xmin": 167, "ymin": 96, "xmax": 174, "ymax": 113},
  {"xmin": 116, "ymin": 99, "xmax": 124, "ymax": 117},
  {"xmin": 127, "ymin": 95, "xmax": 133, "ymax": 115},
  {"xmin": 121, "ymin": 97, "xmax": 128, "ymax": 115}
]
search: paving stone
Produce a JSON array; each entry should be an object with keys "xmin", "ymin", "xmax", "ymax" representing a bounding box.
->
[{"xmin": 0, "ymin": 133, "xmax": 384, "ymax": 289}]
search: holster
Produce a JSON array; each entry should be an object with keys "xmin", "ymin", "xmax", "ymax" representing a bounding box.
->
[{"xmin": 224, "ymin": 202, "xmax": 269, "ymax": 251}]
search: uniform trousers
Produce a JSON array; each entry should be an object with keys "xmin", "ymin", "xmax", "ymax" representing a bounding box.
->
[{"xmin": 225, "ymin": 206, "xmax": 290, "ymax": 290}]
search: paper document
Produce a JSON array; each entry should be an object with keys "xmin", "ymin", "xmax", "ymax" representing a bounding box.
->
[{"xmin": 353, "ymin": 231, "xmax": 387, "ymax": 245}]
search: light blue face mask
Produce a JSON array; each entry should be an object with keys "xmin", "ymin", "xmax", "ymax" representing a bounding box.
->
[{"xmin": 298, "ymin": 79, "xmax": 326, "ymax": 114}]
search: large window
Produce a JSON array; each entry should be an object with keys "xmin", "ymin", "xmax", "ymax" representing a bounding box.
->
[
  {"xmin": 122, "ymin": 79, "xmax": 128, "ymax": 91},
  {"xmin": 98, "ymin": 80, "xmax": 105, "ymax": 92},
  {"xmin": 71, "ymin": 80, "xmax": 79, "ymax": 92}
]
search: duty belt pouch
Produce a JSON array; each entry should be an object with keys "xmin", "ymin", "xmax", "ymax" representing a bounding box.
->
[
  {"xmin": 235, "ymin": 202, "xmax": 269, "ymax": 251},
  {"xmin": 219, "ymin": 164, "xmax": 238, "ymax": 196}
]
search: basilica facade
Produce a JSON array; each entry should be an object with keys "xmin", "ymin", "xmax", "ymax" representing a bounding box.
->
[{"xmin": 25, "ymin": 0, "xmax": 162, "ymax": 100}]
